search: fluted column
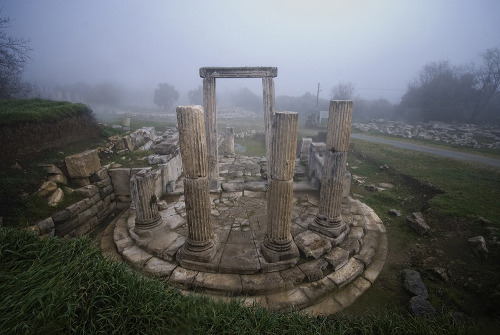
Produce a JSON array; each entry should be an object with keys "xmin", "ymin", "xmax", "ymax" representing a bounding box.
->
[
  {"xmin": 261, "ymin": 111, "xmax": 300, "ymax": 263},
  {"xmin": 177, "ymin": 105, "xmax": 218, "ymax": 264},
  {"xmin": 309, "ymin": 100, "xmax": 353, "ymax": 245},
  {"xmin": 203, "ymin": 77, "xmax": 220, "ymax": 191},
  {"xmin": 224, "ymin": 127, "xmax": 235, "ymax": 157},
  {"xmin": 131, "ymin": 169, "xmax": 163, "ymax": 234}
]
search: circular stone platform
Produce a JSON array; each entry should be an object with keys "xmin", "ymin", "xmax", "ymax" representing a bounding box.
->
[{"xmin": 108, "ymin": 189, "xmax": 387, "ymax": 315}]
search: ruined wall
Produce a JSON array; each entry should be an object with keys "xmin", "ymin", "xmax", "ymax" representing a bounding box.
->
[{"xmin": 0, "ymin": 111, "xmax": 101, "ymax": 165}]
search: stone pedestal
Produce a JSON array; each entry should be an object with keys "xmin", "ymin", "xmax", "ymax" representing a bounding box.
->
[
  {"xmin": 224, "ymin": 127, "xmax": 235, "ymax": 157},
  {"xmin": 261, "ymin": 112, "xmax": 300, "ymax": 263},
  {"xmin": 176, "ymin": 106, "xmax": 218, "ymax": 264},
  {"xmin": 309, "ymin": 100, "xmax": 353, "ymax": 245},
  {"xmin": 131, "ymin": 169, "xmax": 163, "ymax": 236}
]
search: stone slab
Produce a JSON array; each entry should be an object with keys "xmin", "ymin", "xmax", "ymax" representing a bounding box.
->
[
  {"xmin": 295, "ymin": 231, "xmax": 332, "ymax": 259},
  {"xmin": 143, "ymin": 257, "xmax": 177, "ymax": 277},
  {"xmin": 241, "ymin": 272, "xmax": 285, "ymax": 295},
  {"xmin": 219, "ymin": 243, "xmax": 261, "ymax": 274},
  {"xmin": 327, "ymin": 257, "xmax": 364, "ymax": 289}
]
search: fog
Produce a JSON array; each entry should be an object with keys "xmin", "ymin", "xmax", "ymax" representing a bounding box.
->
[{"xmin": 3, "ymin": 0, "xmax": 500, "ymax": 104}]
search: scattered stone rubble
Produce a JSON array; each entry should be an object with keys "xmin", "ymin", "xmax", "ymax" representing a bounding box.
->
[{"xmin": 353, "ymin": 120, "xmax": 500, "ymax": 149}]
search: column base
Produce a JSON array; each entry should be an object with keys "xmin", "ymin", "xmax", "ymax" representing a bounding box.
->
[
  {"xmin": 178, "ymin": 234, "xmax": 220, "ymax": 266},
  {"xmin": 134, "ymin": 216, "xmax": 164, "ymax": 238},
  {"xmin": 261, "ymin": 238, "xmax": 299, "ymax": 263},
  {"xmin": 309, "ymin": 215, "xmax": 347, "ymax": 238}
]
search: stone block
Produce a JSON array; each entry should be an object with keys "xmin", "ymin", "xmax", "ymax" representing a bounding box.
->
[
  {"xmin": 294, "ymin": 231, "xmax": 332, "ymax": 259},
  {"xmin": 72, "ymin": 177, "xmax": 90, "ymax": 187},
  {"xmin": 55, "ymin": 217, "xmax": 81, "ymax": 237},
  {"xmin": 298, "ymin": 258, "xmax": 329, "ymax": 282},
  {"xmin": 241, "ymin": 272, "xmax": 286, "ymax": 294},
  {"xmin": 47, "ymin": 173, "xmax": 68, "ymax": 185},
  {"xmin": 94, "ymin": 176, "xmax": 111, "ymax": 188},
  {"xmin": 90, "ymin": 167, "xmax": 109, "ymax": 182},
  {"xmin": 35, "ymin": 181, "xmax": 58, "ymax": 197},
  {"xmin": 65, "ymin": 150, "xmax": 101, "ymax": 178},
  {"xmin": 75, "ymin": 185, "xmax": 99, "ymax": 198},
  {"xmin": 192, "ymin": 272, "xmax": 242, "ymax": 293},
  {"xmin": 36, "ymin": 217, "xmax": 54, "ymax": 235},
  {"xmin": 324, "ymin": 247, "xmax": 349, "ymax": 271},
  {"xmin": 47, "ymin": 188, "xmax": 64, "ymax": 207},
  {"xmin": 108, "ymin": 168, "xmax": 131, "ymax": 196},
  {"xmin": 219, "ymin": 243, "xmax": 260, "ymax": 274},
  {"xmin": 51, "ymin": 209, "xmax": 72, "ymax": 225},
  {"xmin": 327, "ymin": 257, "xmax": 364, "ymax": 288},
  {"xmin": 143, "ymin": 257, "xmax": 177, "ymax": 278},
  {"xmin": 122, "ymin": 245, "xmax": 153, "ymax": 269}
]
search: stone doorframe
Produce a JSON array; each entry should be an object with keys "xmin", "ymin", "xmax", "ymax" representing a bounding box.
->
[{"xmin": 200, "ymin": 67, "xmax": 278, "ymax": 191}]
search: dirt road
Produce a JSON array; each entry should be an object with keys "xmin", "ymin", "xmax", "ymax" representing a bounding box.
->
[{"xmin": 351, "ymin": 133, "xmax": 500, "ymax": 168}]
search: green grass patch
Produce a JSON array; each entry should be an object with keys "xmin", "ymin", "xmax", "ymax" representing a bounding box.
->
[
  {"xmin": 0, "ymin": 99, "xmax": 91, "ymax": 124},
  {"xmin": 0, "ymin": 228, "xmax": 479, "ymax": 335},
  {"xmin": 235, "ymin": 137, "xmax": 266, "ymax": 157},
  {"xmin": 349, "ymin": 139, "xmax": 500, "ymax": 223}
]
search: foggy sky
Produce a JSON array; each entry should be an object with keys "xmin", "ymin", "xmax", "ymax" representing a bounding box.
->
[{"xmin": 3, "ymin": 0, "xmax": 500, "ymax": 103}]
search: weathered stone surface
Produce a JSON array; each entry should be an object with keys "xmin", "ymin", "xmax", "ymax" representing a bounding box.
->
[
  {"xmin": 388, "ymin": 209, "xmax": 401, "ymax": 216},
  {"xmin": 327, "ymin": 257, "xmax": 364, "ymax": 288},
  {"xmin": 325, "ymin": 100, "xmax": 353, "ymax": 152},
  {"xmin": 224, "ymin": 127, "xmax": 235, "ymax": 156},
  {"xmin": 409, "ymin": 296, "xmax": 436, "ymax": 317},
  {"xmin": 193, "ymin": 272, "xmax": 242, "ymax": 293},
  {"xmin": 467, "ymin": 236, "xmax": 489, "ymax": 259},
  {"xmin": 339, "ymin": 238, "xmax": 361, "ymax": 256},
  {"xmin": 221, "ymin": 182, "xmax": 244, "ymax": 192},
  {"xmin": 39, "ymin": 163, "xmax": 63, "ymax": 175},
  {"xmin": 427, "ymin": 267, "xmax": 449, "ymax": 283},
  {"xmin": 35, "ymin": 181, "xmax": 58, "ymax": 197},
  {"xmin": 47, "ymin": 188, "xmax": 64, "ymax": 206},
  {"xmin": 406, "ymin": 212, "xmax": 430, "ymax": 235},
  {"xmin": 51, "ymin": 209, "xmax": 71, "ymax": 224},
  {"xmin": 122, "ymin": 245, "xmax": 153, "ymax": 269},
  {"xmin": 294, "ymin": 231, "xmax": 332, "ymax": 259},
  {"xmin": 36, "ymin": 217, "xmax": 54, "ymax": 235},
  {"xmin": 268, "ymin": 112, "xmax": 298, "ymax": 181},
  {"xmin": 143, "ymin": 257, "xmax": 177, "ymax": 278},
  {"xmin": 324, "ymin": 247, "xmax": 349, "ymax": 270},
  {"xmin": 169, "ymin": 267, "xmax": 198, "ymax": 287},
  {"xmin": 130, "ymin": 169, "xmax": 163, "ymax": 232},
  {"xmin": 401, "ymin": 269, "xmax": 428, "ymax": 299},
  {"xmin": 176, "ymin": 105, "xmax": 208, "ymax": 178},
  {"xmin": 241, "ymin": 272, "xmax": 285, "ymax": 294},
  {"xmin": 108, "ymin": 168, "xmax": 131, "ymax": 196},
  {"xmin": 75, "ymin": 185, "xmax": 99, "ymax": 198},
  {"xmin": 266, "ymin": 287, "xmax": 310, "ymax": 310},
  {"xmin": 298, "ymin": 259, "xmax": 329, "ymax": 282},
  {"xmin": 47, "ymin": 173, "xmax": 68, "ymax": 185},
  {"xmin": 72, "ymin": 177, "xmax": 90, "ymax": 187},
  {"xmin": 65, "ymin": 149, "xmax": 101, "ymax": 178},
  {"xmin": 219, "ymin": 243, "xmax": 260, "ymax": 274}
]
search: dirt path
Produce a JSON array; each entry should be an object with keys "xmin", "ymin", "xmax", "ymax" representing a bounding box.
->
[{"xmin": 351, "ymin": 133, "xmax": 500, "ymax": 168}]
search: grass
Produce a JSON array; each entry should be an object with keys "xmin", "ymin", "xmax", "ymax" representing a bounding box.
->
[
  {"xmin": 234, "ymin": 137, "xmax": 266, "ymax": 157},
  {"xmin": 349, "ymin": 139, "xmax": 500, "ymax": 223},
  {"xmin": 0, "ymin": 99, "xmax": 91, "ymax": 124},
  {"xmin": 0, "ymin": 228, "xmax": 479, "ymax": 335}
]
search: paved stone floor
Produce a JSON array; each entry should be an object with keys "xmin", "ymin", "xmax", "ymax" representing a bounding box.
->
[{"xmin": 101, "ymin": 155, "xmax": 387, "ymax": 315}]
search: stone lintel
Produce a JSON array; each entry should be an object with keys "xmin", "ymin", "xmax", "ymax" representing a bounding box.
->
[{"xmin": 200, "ymin": 67, "xmax": 278, "ymax": 78}]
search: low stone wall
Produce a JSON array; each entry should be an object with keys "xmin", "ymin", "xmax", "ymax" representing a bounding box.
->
[
  {"xmin": 30, "ymin": 167, "xmax": 117, "ymax": 238},
  {"xmin": 109, "ymin": 150, "xmax": 183, "ymax": 209}
]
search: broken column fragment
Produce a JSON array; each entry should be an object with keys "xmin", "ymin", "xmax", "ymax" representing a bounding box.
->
[
  {"xmin": 261, "ymin": 111, "xmax": 300, "ymax": 263},
  {"xmin": 176, "ymin": 106, "xmax": 218, "ymax": 265},
  {"xmin": 131, "ymin": 169, "xmax": 163, "ymax": 236},
  {"xmin": 309, "ymin": 100, "xmax": 353, "ymax": 246}
]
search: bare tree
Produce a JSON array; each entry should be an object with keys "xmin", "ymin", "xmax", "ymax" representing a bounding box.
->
[
  {"xmin": 330, "ymin": 82, "xmax": 355, "ymax": 100},
  {"xmin": 470, "ymin": 47, "xmax": 500, "ymax": 123},
  {"xmin": 0, "ymin": 13, "xmax": 32, "ymax": 98}
]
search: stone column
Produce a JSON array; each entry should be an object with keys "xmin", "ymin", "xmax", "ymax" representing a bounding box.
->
[
  {"xmin": 309, "ymin": 100, "xmax": 353, "ymax": 245},
  {"xmin": 176, "ymin": 106, "xmax": 218, "ymax": 264},
  {"xmin": 261, "ymin": 112, "xmax": 300, "ymax": 263},
  {"xmin": 224, "ymin": 127, "xmax": 235, "ymax": 157},
  {"xmin": 131, "ymin": 169, "xmax": 163, "ymax": 236},
  {"xmin": 202, "ymin": 77, "xmax": 220, "ymax": 191},
  {"xmin": 262, "ymin": 76, "xmax": 275, "ymax": 181}
]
